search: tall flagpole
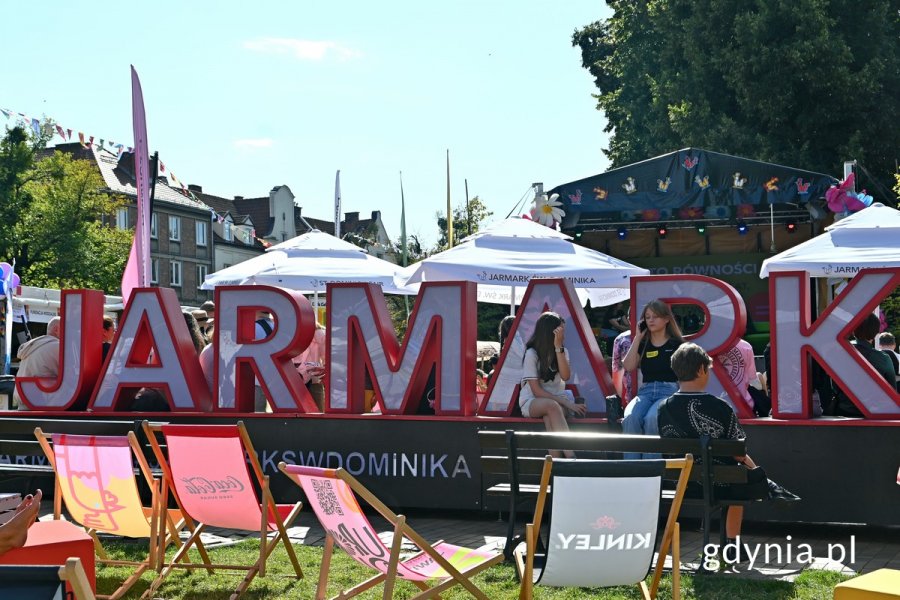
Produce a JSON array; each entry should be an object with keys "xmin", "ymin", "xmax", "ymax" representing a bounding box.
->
[
  {"xmin": 400, "ymin": 171, "xmax": 410, "ymax": 318},
  {"xmin": 334, "ymin": 170, "xmax": 342, "ymax": 239},
  {"xmin": 446, "ymin": 149, "xmax": 453, "ymax": 247}
]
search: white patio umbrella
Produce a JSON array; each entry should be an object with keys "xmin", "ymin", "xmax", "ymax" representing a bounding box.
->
[
  {"xmin": 401, "ymin": 217, "xmax": 649, "ymax": 312},
  {"xmin": 760, "ymin": 203, "xmax": 900, "ymax": 278},
  {"xmin": 202, "ymin": 230, "xmax": 410, "ymax": 297}
]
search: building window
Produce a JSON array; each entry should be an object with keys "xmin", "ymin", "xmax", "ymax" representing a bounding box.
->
[
  {"xmin": 150, "ymin": 212, "xmax": 158, "ymax": 239},
  {"xmin": 196, "ymin": 220, "xmax": 208, "ymax": 247},
  {"xmin": 197, "ymin": 264, "xmax": 208, "ymax": 289},
  {"xmin": 224, "ymin": 221, "xmax": 233, "ymax": 242},
  {"xmin": 150, "ymin": 259, "xmax": 159, "ymax": 284},
  {"xmin": 170, "ymin": 260, "xmax": 182, "ymax": 287},
  {"xmin": 169, "ymin": 215, "xmax": 181, "ymax": 241},
  {"xmin": 116, "ymin": 207, "xmax": 128, "ymax": 230}
]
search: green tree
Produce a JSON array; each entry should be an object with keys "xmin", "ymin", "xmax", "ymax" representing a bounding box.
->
[
  {"xmin": 20, "ymin": 151, "xmax": 131, "ymax": 291},
  {"xmin": 574, "ymin": 0, "xmax": 900, "ymax": 195},
  {"xmin": 0, "ymin": 126, "xmax": 37, "ymax": 265},
  {"xmin": 435, "ymin": 195, "xmax": 493, "ymax": 251}
]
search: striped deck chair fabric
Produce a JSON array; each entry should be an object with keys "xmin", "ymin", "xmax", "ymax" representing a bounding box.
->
[
  {"xmin": 34, "ymin": 428, "xmax": 192, "ymax": 600},
  {"xmin": 143, "ymin": 421, "xmax": 302, "ymax": 599},
  {"xmin": 516, "ymin": 456, "xmax": 693, "ymax": 600},
  {"xmin": 280, "ymin": 463, "xmax": 502, "ymax": 600}
]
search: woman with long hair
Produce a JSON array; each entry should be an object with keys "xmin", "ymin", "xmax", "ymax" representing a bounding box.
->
[
  {"xmin": 519, "ymin": 312, "xmax": 587, "ymax": 455},
  {"xmin": 621, "ymin": 299, "xmax": 684, "ymax": 456}
]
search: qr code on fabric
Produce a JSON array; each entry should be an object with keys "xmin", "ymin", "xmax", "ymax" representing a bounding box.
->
[{"xmin": 312, "ymin": 479, "xmax": 344, "ymax": 516}]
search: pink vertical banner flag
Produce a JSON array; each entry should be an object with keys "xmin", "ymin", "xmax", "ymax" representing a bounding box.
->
[{"xmin": 121, "ymin": 66, "xmax": 152, "ymax": 304}]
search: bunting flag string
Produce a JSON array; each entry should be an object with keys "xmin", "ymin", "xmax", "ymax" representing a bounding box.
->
[{"xmin": 1, "ymin": 101, "xmax": 200, "ymax": 204}]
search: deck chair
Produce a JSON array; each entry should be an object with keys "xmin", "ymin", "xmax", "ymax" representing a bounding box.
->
[
  {"xmin": 279, "ymin": 462, "xmax": 503, "ymax": 600},
  {"xmin": 34, "ymin": 428, "xmax": 200, "ymax": 600},
  {"xmin": 0, "ymin": 557, "xmax": 96, "ymax": 599},
  {"xmin": 516, "ymin": 455, "xmax": 693, "ymax": 600},
  {"xmin": 142, "ymin": 421, "xmax": 303, "ymax": 600}
]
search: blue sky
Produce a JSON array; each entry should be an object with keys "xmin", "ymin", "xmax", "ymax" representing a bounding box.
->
[{"xmin": 2, "ymin": 1, "xmax": 612, "ymax": 249}]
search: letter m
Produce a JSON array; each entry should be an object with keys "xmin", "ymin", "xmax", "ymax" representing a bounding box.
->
[{"xmin": 326, "ymin": 282, "xmax": 477, "ymax": 415}]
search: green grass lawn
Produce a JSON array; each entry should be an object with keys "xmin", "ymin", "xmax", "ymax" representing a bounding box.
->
[{"xmin": 97, "ymin": 539, "xmax": 851, "ymax": 599}]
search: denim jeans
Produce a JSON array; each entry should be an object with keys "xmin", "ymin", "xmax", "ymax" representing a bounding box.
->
[{"xmin": 622, "ymin": 381, "xmax": 678, "ymax": 459}]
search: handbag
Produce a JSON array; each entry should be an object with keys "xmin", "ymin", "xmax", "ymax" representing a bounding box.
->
[{"xmin": 605, "ymin": 394, "xmax": 624, "ymax": 423}]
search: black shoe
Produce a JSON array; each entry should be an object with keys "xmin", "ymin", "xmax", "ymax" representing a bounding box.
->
[{"xmin": 768, "ymin": 480, "xmax": 801, "ymax": 504}]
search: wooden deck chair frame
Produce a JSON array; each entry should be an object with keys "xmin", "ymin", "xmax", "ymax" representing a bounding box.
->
[
  {"xmin": 0, "ymin": 557, "xmax": 96, "ymax": 600},
  {"xmin": 142, "ymin": 420, "xmax": 303, "ymax": 600},
  {"xmin": 34, "ymin": 427, "xmax": 204, "ymax": 600},
  {"xmin": 516, "ymin": 455, "xmax": 693, "ymax": 600},
  {"xmin": 279, "ymin": 462, "xmax": 504, "ymax": 600}
]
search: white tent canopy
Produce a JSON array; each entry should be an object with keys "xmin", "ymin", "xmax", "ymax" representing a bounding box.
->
[
  {"xmin": 202, "ymin": 229, "xmax": 410, "ymax": 294},
  {"xmin": 400, "ymin": 217, "xmax": 649, "ymax": 307},
  {"xmin": 760, "ymin": 203, "xmax": 900, "ymax": 278}
]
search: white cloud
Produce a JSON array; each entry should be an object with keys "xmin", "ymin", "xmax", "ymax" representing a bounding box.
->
[
  {"xmin": 242, "ymin": 38, "xmax": 361, "ymax": 61},
  {"xmin": 233, "ymin": 138, "xmax": 274, "ymax": 149}
]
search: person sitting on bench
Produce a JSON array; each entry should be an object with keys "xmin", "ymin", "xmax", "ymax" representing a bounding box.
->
[{"xmin": 658, "ymin": 343, "xmax": 799, "ymax": 545}]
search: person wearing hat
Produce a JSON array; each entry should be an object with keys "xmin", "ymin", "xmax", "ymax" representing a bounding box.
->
[
  {"xmin": 200, "ymin": 300, "xmax": 215, "ymax": 335},
  {"xmin": 191, "ymin": 309, "xmax": 210, "ymax": 343}
]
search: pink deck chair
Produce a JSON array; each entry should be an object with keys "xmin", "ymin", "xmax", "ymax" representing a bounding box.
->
[
  {"xmin": 279, "ymin": 463, "xmax": 503, "ymax": 600},
  {"xmin": 34, "ymin": 428, "xmax": 201, "ymax": 600},
  {"xmin": 142, "ymin": 421, "xmax": 302, "ymax": 599}
]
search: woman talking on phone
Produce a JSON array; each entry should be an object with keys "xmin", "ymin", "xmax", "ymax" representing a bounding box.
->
[
  {"xmin": 519, "ymin": 312, "xmax": 587, "ymax": 455},
  {"xmin": 621, "ymin": 300, "xmax": 684, "ymax": 457}
]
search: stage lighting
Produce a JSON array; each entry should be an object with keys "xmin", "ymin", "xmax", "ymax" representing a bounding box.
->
[
  {"xmin": 574, "ymin": 228, "xmax": 583, "ymax": 239},
  {"xmin": 657, "ymin": 225, "xmax": 668, "ymax": 239},
  {"xmin": 786, "ymin": 220, "xmax": 797, "ymax": 234},
  {"xmin": 696, "ymin": 223, "xmax": 706, "ymax": 235},
  {"xmin": 737, "ymin": 220, "xmax": 749, "ymax": 235},
  {"xmin": 617, "ymin": 226, "xmax": 628, "ymax": 240}
]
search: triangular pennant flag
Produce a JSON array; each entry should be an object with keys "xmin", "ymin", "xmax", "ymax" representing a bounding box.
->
[
  {"xmin": 116, "ymin": 143, "xmax": 124, "ymax": 157},
  {"xmin": 98, "ymin": 138, "xmax": 104, "ymax": 148},
  {"xmin": 66, "ymin": 129, "xmax": 73, "ymax": 140},
  {"xmin": 30, "ymin": 118, "xmax": 40, "ymax": 136},
  {"xmin": 127, "ymin": 146, "xmax": 133, "ymax": 153},
  {"xmin": 78, "ymin": 132, "xmax": 86, "ymax": 147},
  {"xmin": 0, "ymin": 108, "xmax": 11, "ymax": 119},
  {"xmin": 159, "ymin": 161, "xmax": 166, "ymax": 173},
  {"xmin": 88, "ymin": 135, "xmax": 94, "ymax": 147},
  {"xmin": 55, "ymin": 125, "xmax": 66, "ymax": 140},
  {"xmin": 108, "ymin": 140, "xmax": 114, "ymax": 147}
]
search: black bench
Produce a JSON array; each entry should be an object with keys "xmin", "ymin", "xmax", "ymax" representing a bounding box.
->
[
  {"xmin": 478, "ymin": 429, "xmax": 751, "ymax": 558},
  {"xmin": 0, "ymin": 417, "xmax": 144, "ymax": 492}
]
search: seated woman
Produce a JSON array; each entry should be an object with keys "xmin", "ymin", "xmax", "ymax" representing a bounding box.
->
[
  {"xmin": 518, "ymin": 312, "xmax": 587, "ymax": 457},
  {"xmin": 0, "ymin": 489, "xmax": 41, "ymax": 556},
  {"xmin": 621, "ymin": 299, "xmax": 684, "ymax": 457}
]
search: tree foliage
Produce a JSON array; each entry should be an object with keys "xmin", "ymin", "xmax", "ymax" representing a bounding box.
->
[
  {"xmin": 574, "ymin": 0, "xmax": 900, "ymax": 196},
  {"xmin": 0, "ymin": 124, "xmax": 131, "ymax": 292},
  {"xmin": 435, "ymin": 195, "xmax": 493, "ymax": 251}
]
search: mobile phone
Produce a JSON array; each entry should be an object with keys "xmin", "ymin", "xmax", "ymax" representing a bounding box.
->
[{"xmin": 639, "ymin": 320, "xmax": 647, "ymax": 333}]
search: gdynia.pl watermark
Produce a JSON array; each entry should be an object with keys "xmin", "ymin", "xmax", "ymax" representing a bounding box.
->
[{"xmin": 703, "ymin": 535, "xmax": 856, "ymax": 572}]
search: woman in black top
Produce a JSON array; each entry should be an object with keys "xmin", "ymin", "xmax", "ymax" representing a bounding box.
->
[{"xmin": 621, "ymin": 300, "xmax": 684, "ymax": 454}]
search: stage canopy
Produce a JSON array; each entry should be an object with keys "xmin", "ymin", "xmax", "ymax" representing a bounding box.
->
[
  {"xmin": 760, "ymin": 203, "xmax": 900, "ymax": 278},
  {"xmin": 549, "ymin": 148, "xmax": 837, "ymax": 226}
]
